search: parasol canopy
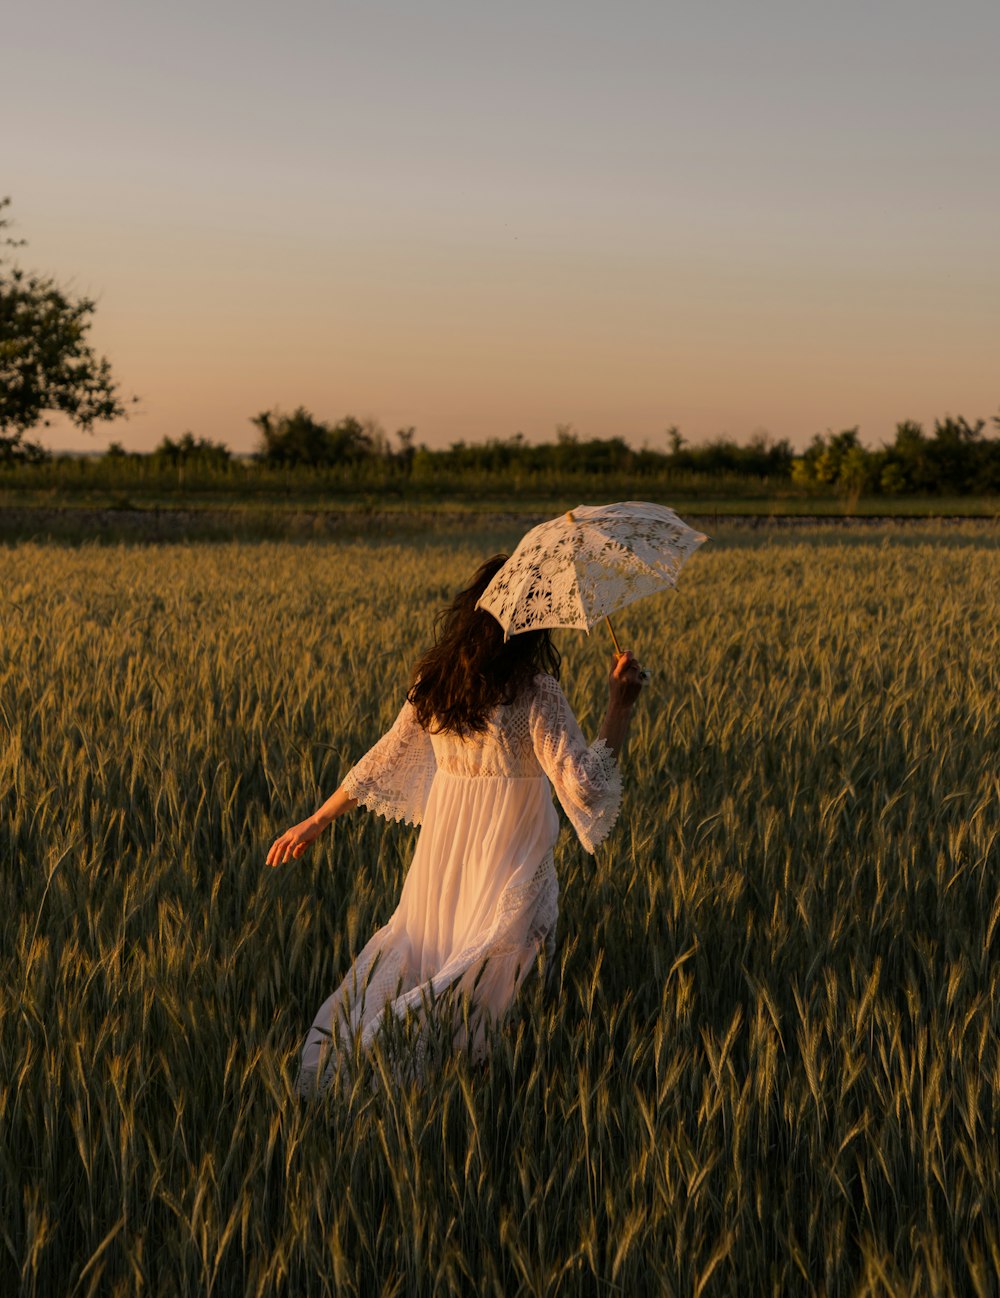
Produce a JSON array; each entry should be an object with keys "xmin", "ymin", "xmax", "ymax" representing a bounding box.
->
[{"xmin": 476, "ymin": 501, "xmax": 708, "ymax": 645}]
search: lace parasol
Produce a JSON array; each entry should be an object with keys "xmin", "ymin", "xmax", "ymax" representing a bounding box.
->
[{"xmin": 475, "ymin": 501, "xmax": 708, "ymax": 651}]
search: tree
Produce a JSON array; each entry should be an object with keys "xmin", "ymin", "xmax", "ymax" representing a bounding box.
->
[
  {"xmin": 929, "ymin": 415, "xmax": 985, "ymax": 493},
  {"xmin": 251, "ymin": 408, "xmax": 377, "ymax": 467},
  {"xmin": 394, "ymin": 425, "xmax": 417, "ymax": 474},
  {"xmin": 148, "ymin": 431, "xmax": 230, "ymax": 487},
  {"xmin": 251, "ymin": 407, "xmax": 332, "ymax": 466},
  {"xmin": 792, "ymin": 428, "xmax": 865, "ymax": 489},
  {"xmin": 553, "ymin": 423, "xmax": 578, "ymax": 470},
  {"xmin": 360, "ymin": 416, "xmax": 391, "ymax": 458},
  {"xmin": 0, "ymin": 197, "xmax": 134, "ymax": 462},
  {"xmin": 328, "ymin": 415, "xmax": 376, "ymax": 463},
  {"xmin": 153, "ymin": 432, "xmax": 231, "ymax": 471}
]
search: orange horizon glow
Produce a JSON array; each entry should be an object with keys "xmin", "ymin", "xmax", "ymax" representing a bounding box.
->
[{"xmin": 6, "ymin": 2, "xmax": 998, "ymax": 458}]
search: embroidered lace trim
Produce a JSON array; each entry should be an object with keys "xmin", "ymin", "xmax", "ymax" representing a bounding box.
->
[
  {"xmin": 528, "ymin": 675, "xmax": 623, "ymax": 854},
  {"xmin": 340, "ymin": 699, "xmax": 435, "ymax": 826}
]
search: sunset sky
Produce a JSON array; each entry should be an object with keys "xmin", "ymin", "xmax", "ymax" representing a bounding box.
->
[{"xmin": 5, "ymin": 0, "xmax": 999, "ymax": 455}]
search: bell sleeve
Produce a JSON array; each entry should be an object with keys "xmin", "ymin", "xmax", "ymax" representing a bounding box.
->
[
  {"xmin": 528, "ymin": 674, "xmax": 623, "ymax": 854},
  {"xmin": 340, "ymin": 698, "xmax": 436, "ymax": 826}
]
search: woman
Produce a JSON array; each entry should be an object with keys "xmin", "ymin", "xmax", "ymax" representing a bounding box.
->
[{"xmin": 267, "ymin": 555, "xmax": 646, "ymax": 1095}]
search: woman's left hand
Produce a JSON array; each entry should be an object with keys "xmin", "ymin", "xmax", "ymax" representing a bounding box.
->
[
  {"xmin": 266, "ymin": 816, "xmax": 325, "ymax": 867},
  {"xmin": 609, "ymin": 650, "xmax": 647, "ymax": 709}
]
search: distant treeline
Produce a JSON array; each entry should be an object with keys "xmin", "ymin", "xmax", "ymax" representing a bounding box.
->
[{"xmin": 5, "ymin": 407, "xmax": 1000, "ymax": 497}]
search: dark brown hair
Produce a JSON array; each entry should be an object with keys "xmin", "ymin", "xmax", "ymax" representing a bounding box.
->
[{"xmin": 407, "ymin": 554, "xmax": 561, "ymax": 737}]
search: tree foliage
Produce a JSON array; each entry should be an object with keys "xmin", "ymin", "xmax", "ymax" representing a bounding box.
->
[
  {"xmin": 0, "ymin": 197, "xmax": 133, "ymax": 462},
  {"xmin": 251, "ymin": 408, "xmax": 391, "ymax": 467},
  {"xmin": 793, "ymin": 417, "xmax": 1000, "ymax": 496},
  {"xmin": 152, "ymin": 432, "xmax": 231, "ymax": 469},
  {"xmin": 221, "ymin": 411, "xmax": 1000, "ymax": 495}
]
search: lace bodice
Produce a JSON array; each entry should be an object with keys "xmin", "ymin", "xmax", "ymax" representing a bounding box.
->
[{"xmin": 341, "ymin": 673, "xmax": 622, "ymax": 853}]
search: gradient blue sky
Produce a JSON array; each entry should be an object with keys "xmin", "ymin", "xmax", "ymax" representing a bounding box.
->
[{"xmin": 5, "ymin": 0, "xmax": 999, "ymax": 453}]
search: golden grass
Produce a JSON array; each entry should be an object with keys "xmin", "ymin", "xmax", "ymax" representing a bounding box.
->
[{"xmin": 2, "ymin": 523, "xmax": 998, "ymax": 1295}]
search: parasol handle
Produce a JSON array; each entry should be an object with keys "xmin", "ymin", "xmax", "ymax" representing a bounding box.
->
[{"xmin": 606, "ymin": 615, "xmax": 651, "ymax": 683}]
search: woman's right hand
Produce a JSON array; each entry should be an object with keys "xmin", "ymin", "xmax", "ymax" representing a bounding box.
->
[
  {"xmin": 609, "ymin": 650, "xmax": 646, "ymax": 710},
  {"xmin": 266, "ymin": 815, "xmax": 326, "ymax": 867}
]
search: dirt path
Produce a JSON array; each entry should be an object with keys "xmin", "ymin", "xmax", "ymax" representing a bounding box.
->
[{"xmin": 1, "ymin": 502, "xmax": 995, "ymax": 543}]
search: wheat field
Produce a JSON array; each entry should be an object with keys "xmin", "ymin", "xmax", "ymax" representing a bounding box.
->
[{"xmin": 2, "ymin": 522, "xmax": 999, "ymax": 1297}]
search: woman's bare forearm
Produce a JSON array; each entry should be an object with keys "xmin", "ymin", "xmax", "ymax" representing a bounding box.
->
[
  {"xmin": 597, "ymin": 701, "xmax": 634, "ymax": 759},
  {"xmin": 312, "ymin": 785, "xmax": 358, "ymax": 829},
  {"xmin": 598, "ymin": 649, "xmax": 644, "ymax": 758},
  {"xmin": 266, "ymin": 784, "xmax": 359, "ymax": 867}
]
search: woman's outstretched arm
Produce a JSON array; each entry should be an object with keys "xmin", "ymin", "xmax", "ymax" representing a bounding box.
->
[
  {"xmin": 266, "ymin": 693, "xmax": 436, "ymax": 867},
  {"xmin": 266, "ymin": 785, "xmax": 358, "ymax": 868}
]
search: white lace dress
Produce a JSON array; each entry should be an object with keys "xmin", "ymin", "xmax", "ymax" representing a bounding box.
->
[{"xmin": 297, "ymin": 672, "xmax": 623, "ymax": 1094}]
